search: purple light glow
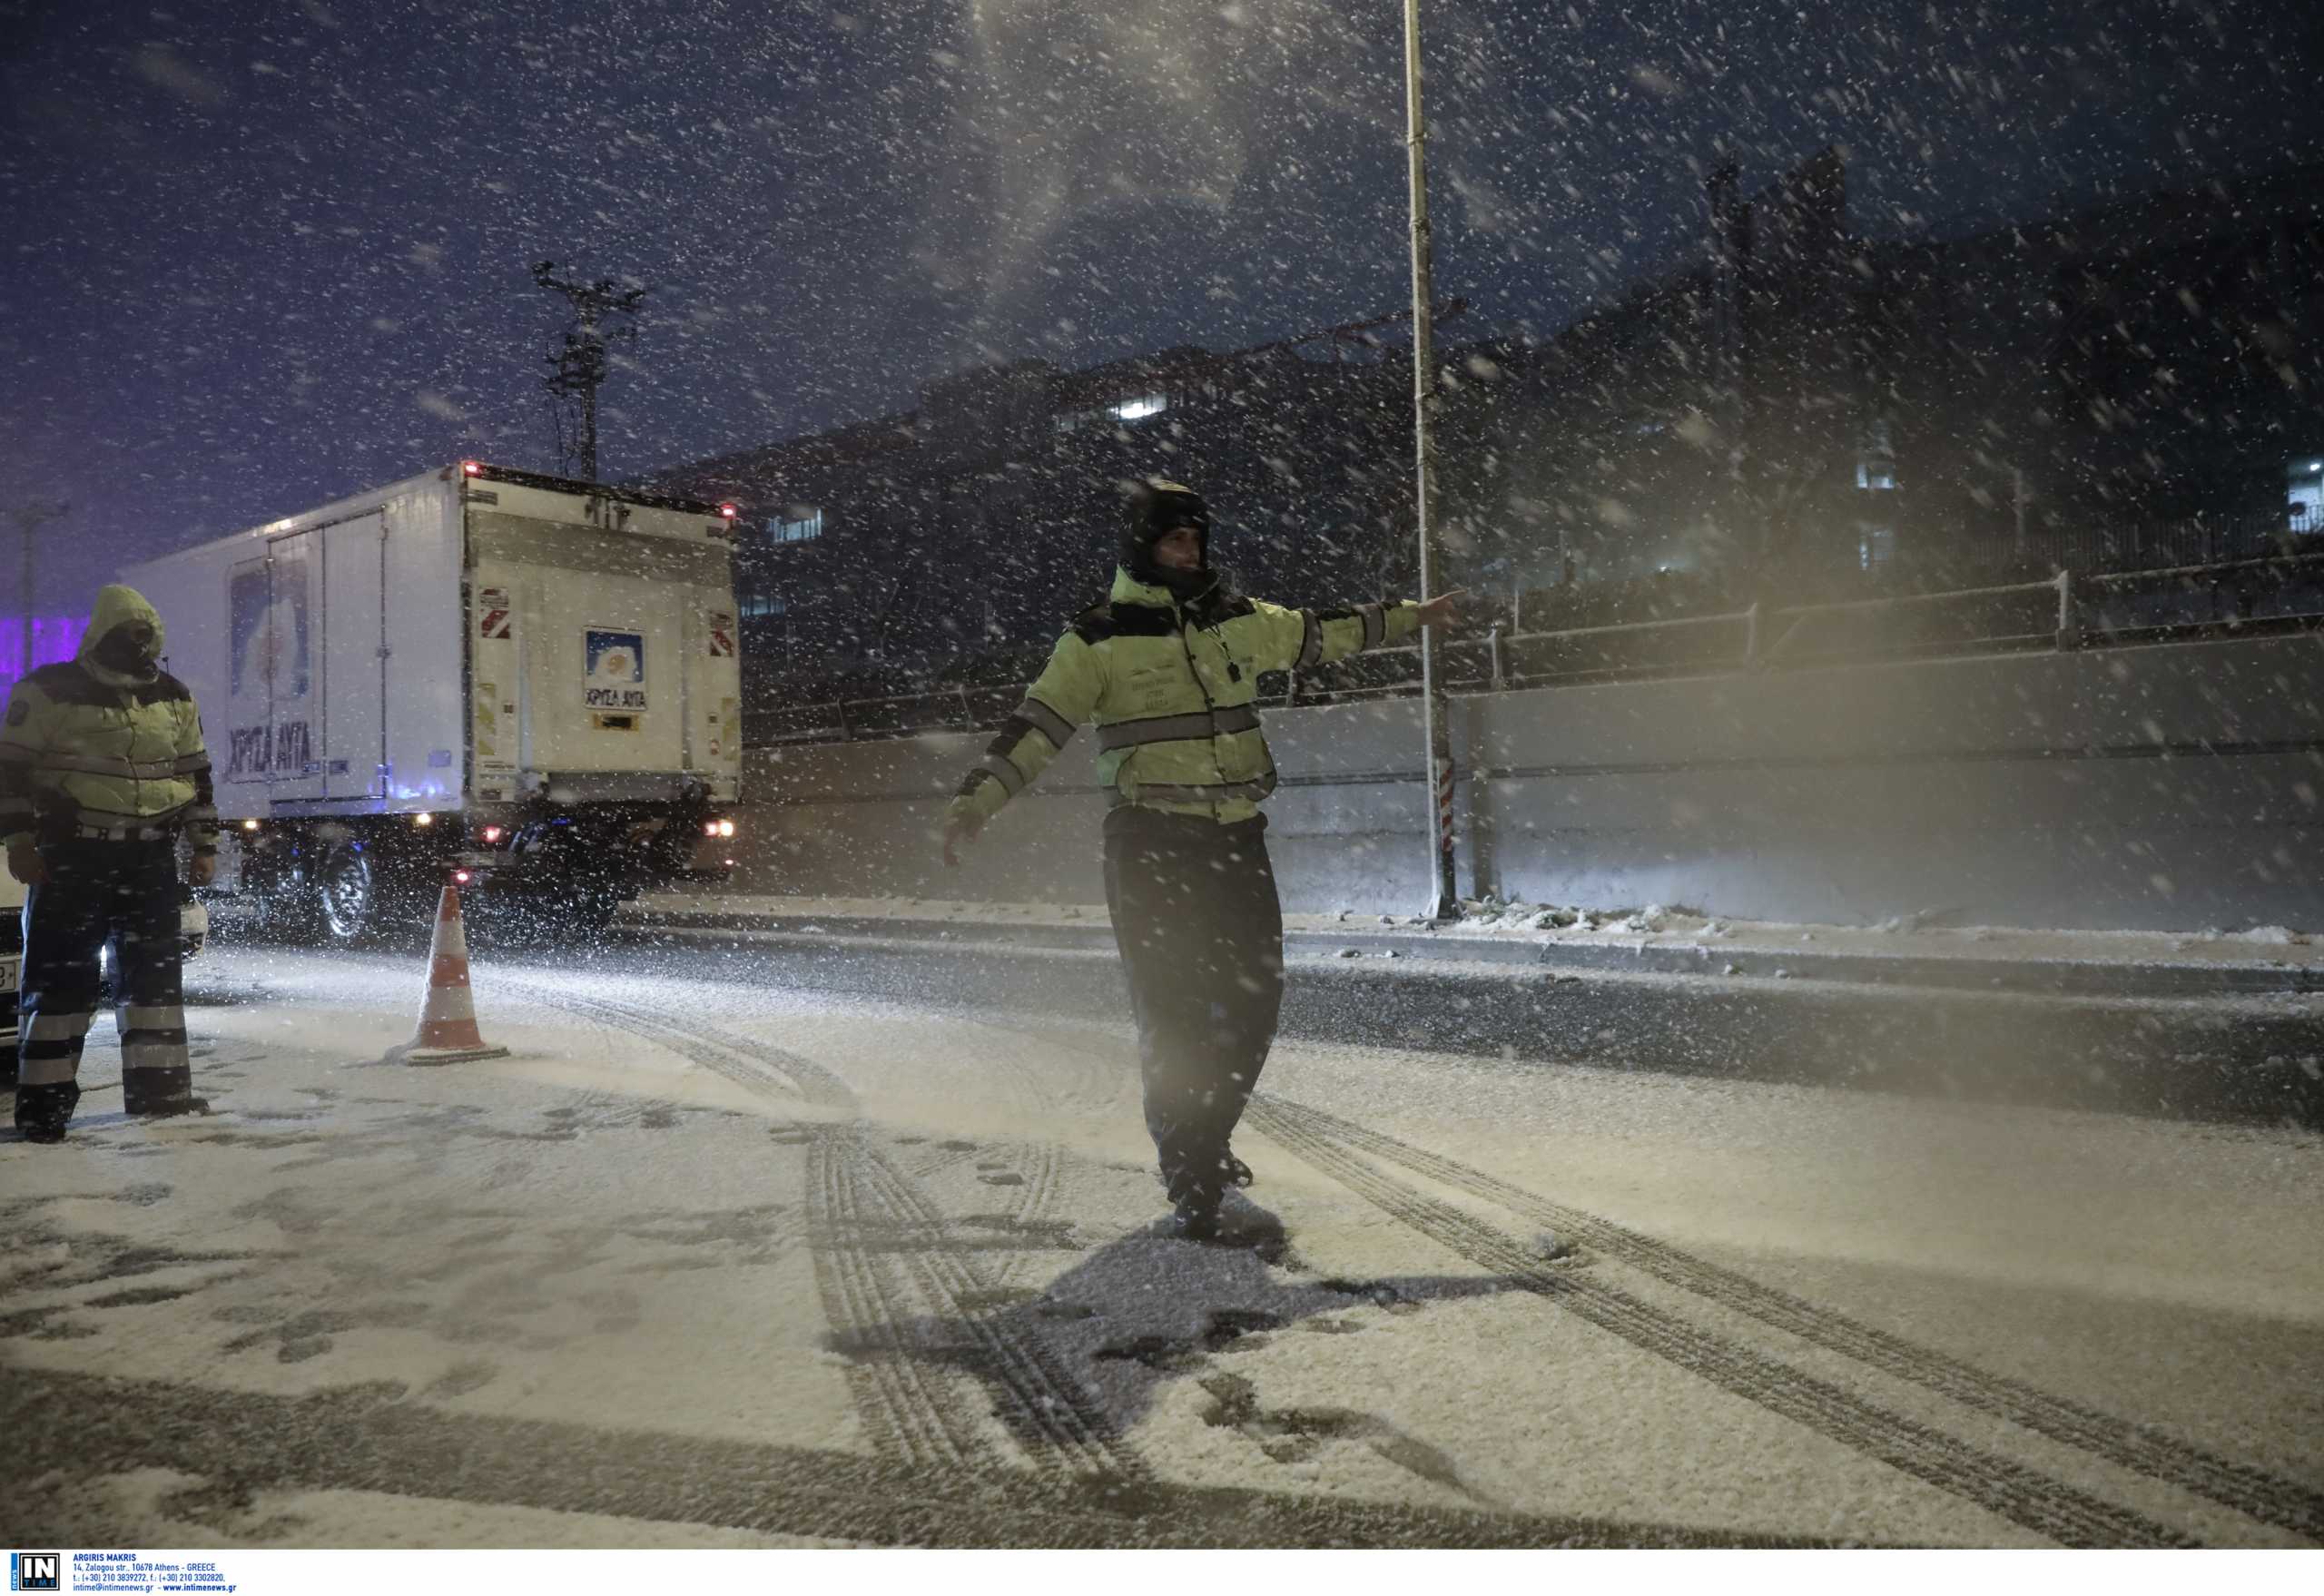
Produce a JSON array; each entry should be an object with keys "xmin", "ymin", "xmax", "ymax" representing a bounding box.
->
[{"xmin": 0, "ymin": 615, "xmax": 89, "ymax": 696}]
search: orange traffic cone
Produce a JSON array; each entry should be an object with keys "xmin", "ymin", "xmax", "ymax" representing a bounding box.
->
[{"xmin": 406, "ymin": 884, "xmax": 510, "ymax": 1065}]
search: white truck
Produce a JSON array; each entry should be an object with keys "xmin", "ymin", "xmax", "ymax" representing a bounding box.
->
[{"xmin": 120, "ymin": 462, "xmax": 745, "ymax": 942}]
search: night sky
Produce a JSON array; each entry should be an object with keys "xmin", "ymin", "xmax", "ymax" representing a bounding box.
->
[{"xmin": 5, "ymin": 0, "xmax": 2319, "ymax": 614}]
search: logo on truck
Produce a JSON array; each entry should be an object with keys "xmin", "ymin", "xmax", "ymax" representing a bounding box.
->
[
  {"xmin": 584, "ymin": 628, "xmax": 648, "ymax": 712},
  {"xmin": 226, "ymin": 543, "xmax": 317, "ymax": 782}
]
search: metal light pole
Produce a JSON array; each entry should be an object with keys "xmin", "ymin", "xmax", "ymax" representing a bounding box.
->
[
  {"xmin": 9, "ymin": 499, "xmax": 69, "ymax": 682},
  {"xmin": 1403, "ymin": 0, "xmax": 1459, "ymax": 919}
]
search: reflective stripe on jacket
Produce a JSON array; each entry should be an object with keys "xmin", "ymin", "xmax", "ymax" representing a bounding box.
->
[
  {"xmin": 3, "ymin": 582, "xmax": 217, "ymax": 854},
  {"xmin": 947, "ymin": 566, "xmax": 1421, "ymax": 828},
  {"xmin": 1, "ymin": 667, "xmax": 217, "ymax": 852}
]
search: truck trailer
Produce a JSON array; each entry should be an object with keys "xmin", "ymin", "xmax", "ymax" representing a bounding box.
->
[{"xmin": 121, "ymin": 461, "xmax": 744, "ymax": 941}]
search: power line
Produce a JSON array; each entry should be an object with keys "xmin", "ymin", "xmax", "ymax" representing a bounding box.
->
[{"xmin": 531, "ymin": 261, "xmax": 648, "ymax": 482}]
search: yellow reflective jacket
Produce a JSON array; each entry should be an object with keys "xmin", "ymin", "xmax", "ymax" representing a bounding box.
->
[
  {"xmin": 948, "ymin": 566, "xmax": 1422, "ymax": 828},
  {"xmin": 0, "ymin": 586, "xmax": 219, "ymax": 853}
]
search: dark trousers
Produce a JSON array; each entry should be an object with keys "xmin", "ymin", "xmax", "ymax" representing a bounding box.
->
[
  {"xmin": 12, "ymin": 840, "xmax": 194, "ymax": 1131},
  {"xmin": 1102, "ymin": 807, "xmax": 1285, "ymax": 1204}
]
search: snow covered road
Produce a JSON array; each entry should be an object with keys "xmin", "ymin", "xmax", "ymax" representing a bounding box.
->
[{"xmin": 4, "ymin": 941, "xmax": 2319, "ymax": 1548}]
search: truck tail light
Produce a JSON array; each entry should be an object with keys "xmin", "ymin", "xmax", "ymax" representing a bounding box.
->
[
  {"xmin": 480, "ymin": 825, "xmax": 504, "ymax": 844},
  {"xmin": 703, "ymin": 817, "xmax": 735, "ymax": 838}
]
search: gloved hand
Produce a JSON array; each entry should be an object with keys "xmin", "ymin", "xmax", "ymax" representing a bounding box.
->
[
  {"xmin": 5, "ymin": 842, "xmax": 44, "ymax": 885},
  {"xmin": 1413, "ymin": 589, "xmax": 1471, "ymax": 629},
  {"xmin": 941, "ymin": 807, "xmax": 984, "ymax": 869}
]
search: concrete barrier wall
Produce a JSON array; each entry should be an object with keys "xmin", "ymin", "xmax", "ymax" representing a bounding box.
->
[{"xmin": 733, "ymin": 632, "xmax": 2324, "ymax": 931}]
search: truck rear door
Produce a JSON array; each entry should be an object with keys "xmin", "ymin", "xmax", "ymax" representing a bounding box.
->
[
  {"xmin": 223, "ymin": 531, "xmax": 325, "ymax": 802},
  {"xmin": 320, "ymin": 512, "xmax": 388, "ymax": 800},
  {"xmin": 529, "ymin": 564, "xmax": 688, "ymax": 773},
  {"xmin": 464, "ymin": 505, "xmax": 733, "ymax": 790}
]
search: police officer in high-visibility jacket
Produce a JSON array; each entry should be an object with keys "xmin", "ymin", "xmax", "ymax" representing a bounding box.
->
[
  {"xmin": 3, "ymin": 586, "xmax": 220, "ymax": 1142},
  {"xmin": 943, "ymin": 479, "xmax": 1463, "ymax": 1240}
]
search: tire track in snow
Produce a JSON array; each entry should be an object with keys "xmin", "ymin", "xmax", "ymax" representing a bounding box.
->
[
  {"xmin": 566, "ymin": 983, "xmax": 1072, "ymax": 1290},
  {"xmin": 840, "ymin": 1131, "xmax": 1142, "ymax": 1478},
  {"xmin": 970, "ymin": 1014, "xmax": 2299, "ymax": 1542},
  {"xmin": 809, "ymin": 1120, "xmax": 992, "ymax": 1471},
  {"xmin": 503, "ymin": 980, "xmax": 852, "ymax": 1110},
  {"xmin": 1259, "ymin": 1094, "xmax": 2324, "ymax": 1543},
  {"xmin": 574, "ymin": 987, "xmax": 1079, "ymax": 1321},
  {"xmin": 675, "ymin": 1010, "xmax": 1142, "ymax": 1480},
  {"xmin": 507, "ymin": 977, "xmax": 1141, "ymax": 1481},
  {"xmin": 504, "ymin": 978, "xmax": 987, "ymax": 1470},
  {"xmin": 1244, "ymin": 1097, "xmax": 2194, "ymax": 1547},
  {"xmin": 4, "ymin": 1364, "xmax": 1864, "ymax": 1547}
]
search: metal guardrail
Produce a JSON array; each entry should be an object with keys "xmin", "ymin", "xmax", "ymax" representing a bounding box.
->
[{"xmin": 746, "ymin": 550, "xmax": 2324, "ymax": 744}]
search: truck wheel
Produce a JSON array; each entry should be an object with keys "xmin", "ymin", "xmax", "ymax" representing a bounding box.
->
[
  {"xmin": 317, "ymin": 845, "xmax": 380, "ymax": 943},
  {"xmin": 575, "ymin": 884, "xmax": 624, "ymax": 935},
  {"xmin": 239, "ymin": 855, "xmax": 316, "ymax": 942},
  {"xmin": 536, "ymin": 883, "xmax": 621, "ymax": 941}
]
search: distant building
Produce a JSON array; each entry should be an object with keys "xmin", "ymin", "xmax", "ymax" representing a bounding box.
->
[
  {"xmin": 648, "ymin": 152, "xmax": 2323, "ymax": 695},
  {"xmin": 645, "ymin": 321, "xmax": 1429, "ymax": 676},
  {"xmin": 1464, "ymin": 151, "xmax": 2324, "ymax": 596}
]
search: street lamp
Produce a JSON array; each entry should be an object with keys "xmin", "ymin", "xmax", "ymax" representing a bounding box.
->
[
  {"xmin": 8, "ymin": 499, "xmax": 70, "ymax": 682},
  {"xmin": 1403, "ymin": 0, "xmax": 1459, "ymax": 920}
]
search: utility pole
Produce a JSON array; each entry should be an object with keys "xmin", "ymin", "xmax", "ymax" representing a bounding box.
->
[
  {"xmin": 8, "ymin": 499, "xmax": 69, "ymax": 682},
  {"xmin": 1403, "ymin": 0, "xmax": 1459, "ymax": 919},
  {"xmin": 532, "ymin": 261, "xmax": 647, "ymax": 482}
]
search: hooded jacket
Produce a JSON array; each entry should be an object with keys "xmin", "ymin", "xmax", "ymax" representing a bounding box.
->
[
  {"xmin": 0, "ymin": 586, "xmax": 219, "ymax": 854},
  {"xmin": 948, "ymin": 565, "xmax": 1422, "ymax": 828}
]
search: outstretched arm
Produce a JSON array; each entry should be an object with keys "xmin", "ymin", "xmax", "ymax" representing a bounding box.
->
[
  {"xmin": 1246, "ymin": 589, "xmax": 1468, "ymax": 674},
  {"xmin": 942, "ymin": 632, "xmax": 1106, "ymax": 866}
]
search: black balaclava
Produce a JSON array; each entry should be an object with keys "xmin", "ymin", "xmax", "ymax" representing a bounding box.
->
[
  {"xmin": 80, "ymin": 585, "xmax": 168, "ymax": 687},
  {"xmin": 1124, "ymin": 478, "xmax": 1214, "ymax": 600},
  {"xmin": 91, "ymin": 621, "xmax": 162, "ymax": 684}
]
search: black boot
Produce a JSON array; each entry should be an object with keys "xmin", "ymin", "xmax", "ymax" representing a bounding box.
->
[
  {"xmin": 1168, "ymin": 1185, "xmax": 1221, "ymax": 1243},
  {"xmin": 14, "ymin": 1081, "xmax": 81, "ymax": 1144}
]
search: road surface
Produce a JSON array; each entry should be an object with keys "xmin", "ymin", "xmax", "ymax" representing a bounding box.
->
[{"xmin": 4, "ymin": 939, "xmax": 2319, "ymax": 1548}]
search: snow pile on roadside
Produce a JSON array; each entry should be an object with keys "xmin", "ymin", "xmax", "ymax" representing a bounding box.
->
[
  {"xmin": 1306, "ymin": 896, "xmax": 2321, "ymax": 974},
  {"xmin": 633, "ymin": 890, "xmax": 2321, "ymax": 976}
]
